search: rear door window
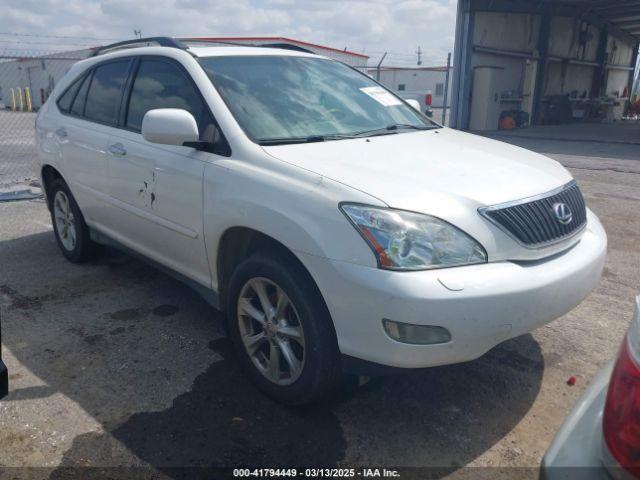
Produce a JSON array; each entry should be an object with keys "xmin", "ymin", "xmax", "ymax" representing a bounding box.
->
[
  {"xmin": 84, "ymin": 60, "xmax": 130, "ymax": 125},
  {"xmin": 125, "ymin": 58, "xmax": 211, "ymax": 136}
]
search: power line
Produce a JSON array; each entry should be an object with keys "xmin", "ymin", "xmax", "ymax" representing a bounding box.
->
[
  {"xmin": 0, "ymin": 39, "xmax": 100, "ymax": 47},
  {"xmin": 367, "ymin": 50, "xmax": 417, "ymax": 58},
  {"xmin": 0, "ymin": 31, "xmax": 121, "ymax": 41}
]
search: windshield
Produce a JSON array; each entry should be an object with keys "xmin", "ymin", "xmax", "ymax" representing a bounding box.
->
[{"xmin": 198, "ymin": 55, "xmax": 437, "ymax": 145}]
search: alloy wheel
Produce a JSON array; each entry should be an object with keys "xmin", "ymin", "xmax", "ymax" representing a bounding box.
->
[
  {"xmin": 237, "ymin": 277, "xmax": 306, "ymax": 385},
  {"xmin": 53, "ymin": 191, "xmax": 77, "ymax": 252}
]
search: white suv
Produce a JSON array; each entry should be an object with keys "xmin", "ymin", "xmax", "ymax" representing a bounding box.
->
[{"xmin": 36, "ymin": 38, "xmax": 607, "ymax": 404}]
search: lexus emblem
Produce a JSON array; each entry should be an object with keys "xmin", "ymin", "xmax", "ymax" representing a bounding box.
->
[{"xmin": 553, "ymin": 202, "xmax": 573, "ymax": 225}]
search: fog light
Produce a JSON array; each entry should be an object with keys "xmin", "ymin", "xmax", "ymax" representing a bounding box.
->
[{"xmin": 382, "ymin": 319, "xmax": 451, "ymax": 345}]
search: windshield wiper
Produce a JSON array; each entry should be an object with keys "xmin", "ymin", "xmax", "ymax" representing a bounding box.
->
[
  {"xmin": 258, "ymin": 134, "xmax": 358, "ymax": 146},
  {"xmin": 351, "ymin": 123, "xmax": 437, "ymax": 138},
  {"xmin": 258, "ymin": 124, "xmax": 436, "ymax": 146},
  {"xmin": 387, "ymin": 123, "xmax": 436, "ymax": 131}
]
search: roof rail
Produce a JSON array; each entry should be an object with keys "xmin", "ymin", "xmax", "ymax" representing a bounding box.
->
[
  {"xmin": 178, "ymin": 38, "xmax": 315, "ymax": 54},
  {"xmin": 90, "ymin": 37, "xmax": 189, "ymax": 57},
  {"xmin": 179, "ymin": 39, "xmax": 245, "ymax": 48},
  {"xmin": 258, "ymin": 43, "xmax": 315, "ymax": 54}
]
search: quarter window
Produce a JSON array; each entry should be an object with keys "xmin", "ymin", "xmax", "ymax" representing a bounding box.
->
[
  {"xmin": 70, "ymin": 74, "xmax": 91, "ymax": 117},
  {"xmin": 56, "ymin": 75, "xmax": 84, "ymax": 113},
  {"xmin": 84, "ymin": 61, "xmax": 130, "ymax": 125},
  {"xmin": 126, "ymin": 59, "xmax": 210, "ymax": 136}
]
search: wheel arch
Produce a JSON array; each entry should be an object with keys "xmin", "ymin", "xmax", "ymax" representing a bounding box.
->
[
  {"xmin": 216, "ymin": 226, "xmax": 329, "ymax": 318},
  {"xmin": 40, "ymin": 164, "xmax": 65, "ymax": 209}
]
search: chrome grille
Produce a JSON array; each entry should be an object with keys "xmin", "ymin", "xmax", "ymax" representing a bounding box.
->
[{"xmin": 479, "ymin": 182, "xmax": 587, "ymax": 248}]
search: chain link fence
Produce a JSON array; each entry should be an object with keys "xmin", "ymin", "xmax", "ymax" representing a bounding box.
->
[{"xmin": 0, "ymin": 47, "xmax": 89, "ymax": 199}]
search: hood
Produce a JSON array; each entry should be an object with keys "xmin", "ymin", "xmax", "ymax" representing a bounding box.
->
[{"xmin": 262, "ymin": 128, "xmax": 573, "ymax": 212}]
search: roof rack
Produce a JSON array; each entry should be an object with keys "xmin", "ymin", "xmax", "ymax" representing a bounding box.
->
[{"xmin": 90, "ymin": 37, "xmax": 189, "ymax": 57}]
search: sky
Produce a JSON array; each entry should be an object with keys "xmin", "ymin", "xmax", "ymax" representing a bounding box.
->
[{"xmin": 1, "ymin": 0, "xmax": 458, "ymax": 67}]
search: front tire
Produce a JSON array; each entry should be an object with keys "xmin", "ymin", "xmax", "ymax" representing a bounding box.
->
[
  {"xmin": 226, "ymin": 251, "xmax": 341, "ymax": 405},
  {"xmin": 49, "ymin": 178, "xmax": 95, "ymax": 263}
]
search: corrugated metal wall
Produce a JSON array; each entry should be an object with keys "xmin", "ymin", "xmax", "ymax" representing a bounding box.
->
[{"xmin": 451, "ymin": 0, "xmax": 640, "ymax": 129}]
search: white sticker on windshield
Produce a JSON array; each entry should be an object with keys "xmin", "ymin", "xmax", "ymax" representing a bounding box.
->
[{"xmin": 360, "ymin": 86, "xmax": 403, "ymax": 107}]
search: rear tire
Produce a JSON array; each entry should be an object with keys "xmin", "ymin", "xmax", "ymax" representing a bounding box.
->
[
  {"xmin": 226, "ymin": 250, "xmax": 341, "ymax": 405},
  {"xmin": 49, "ymin": 178, "xmax": 97, "ymax": 263}
]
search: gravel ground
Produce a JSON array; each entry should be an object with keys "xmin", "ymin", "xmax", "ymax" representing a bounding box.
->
[{"xmin": 0, "ymin": 123, "xmax": 638, "ymax": 479}]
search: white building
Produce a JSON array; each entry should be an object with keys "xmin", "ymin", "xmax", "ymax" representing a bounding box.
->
[
  {"xmin": 0, "ymin": 49, "xmax": 88, "ymax": 110},
  {"xmin": 0, "ymin": 37, "xmax": 369, "ymax": 110},
  {"xmin": 367, "ymin": 66, "xmax": 454, "ymax": 109}
]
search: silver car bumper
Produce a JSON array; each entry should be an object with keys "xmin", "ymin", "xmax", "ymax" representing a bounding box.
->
[{"xmin": 541, "ymin": 362, "xmax": 614, "ymax": 480}]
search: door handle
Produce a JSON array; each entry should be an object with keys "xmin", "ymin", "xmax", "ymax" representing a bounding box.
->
[
  {"xmin": 55, "ymin": 127, "xmax": 67, "ymax": 139},
  {"xmin": 108, "ymin": 143, "xmax": 127, "ymax": 156}
]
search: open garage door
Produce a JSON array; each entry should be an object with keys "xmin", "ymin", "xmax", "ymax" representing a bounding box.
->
[{"xmin": 450, "ymin": 0, "xmax": 640, "ymax": 131}]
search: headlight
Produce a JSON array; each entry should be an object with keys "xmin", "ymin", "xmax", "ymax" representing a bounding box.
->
[{"xmin": 340, "ymin": 204, "xmax": 487, "ymax": 271}]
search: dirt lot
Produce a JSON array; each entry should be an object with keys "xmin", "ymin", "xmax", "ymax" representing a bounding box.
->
[{"xmin": 0, "ymin": 123, "xmax": 639, "ymax": 479}]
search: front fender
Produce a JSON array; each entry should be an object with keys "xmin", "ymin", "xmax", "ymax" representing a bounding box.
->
[{"xmin": 203, "ymin": 158, "xmax": 383, "ymax": 291}]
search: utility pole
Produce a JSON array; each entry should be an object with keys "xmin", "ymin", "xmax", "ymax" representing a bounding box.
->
[
  {"xmin": 442, "ymin": 52, "xmax": 451, "ymax": 125},
  {"xmin": 134, "ymin": 29, "xmax": 142, "ymax": 39},
  {"xmin": 376, "ymin": 52, "xmax": 387, "ymax": 81},
  {"xmin": 416, "ymin": 46, "xmax": 422, "ymax": 66}
]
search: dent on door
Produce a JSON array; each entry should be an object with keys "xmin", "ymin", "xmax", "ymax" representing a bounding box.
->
[
  {"xmin": 137, "ymin": 169, "xmax": 157, "ymax": 210},
  {"xmin": 108, "ymin": 141, "xmax": 159, "ymax": 212},
  {"xmin": 107, "ymin": 132, "xmax": 209, "ymax": 285}
]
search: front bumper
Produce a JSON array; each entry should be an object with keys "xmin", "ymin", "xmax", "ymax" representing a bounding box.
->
[{"xmin": 298, "ymin": 211, "xmax": 607, "ymax": 369}]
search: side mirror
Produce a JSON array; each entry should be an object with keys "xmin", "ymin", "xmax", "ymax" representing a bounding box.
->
[
  {"xmin": 142, "ymin": 109, "xmax": 199, "ymax": 147},
  {"xmin": 406, "ymin": 99, "xmax": 421, "ymax": 111}
]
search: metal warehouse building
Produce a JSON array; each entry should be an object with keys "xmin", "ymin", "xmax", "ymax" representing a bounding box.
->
[{"xmin": 450, "ymin": 0, "xmax": 640, "ymax": 130}]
